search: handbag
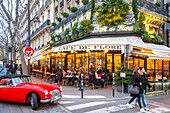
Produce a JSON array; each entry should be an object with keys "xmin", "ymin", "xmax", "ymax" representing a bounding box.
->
[{"xmin": 128, "ymin": 85, "xmax": 139, "ymax": 94}]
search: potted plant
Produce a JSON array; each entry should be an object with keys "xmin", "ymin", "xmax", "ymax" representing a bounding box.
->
[
  {"xmin": 115, "ymin": 63, "xmax": 134, "ymax": 93},
  {"xmin": 51, "ymin": 22, "xmax": 56, "ymax": 26},
  {"xmin": 155, "ymin": 2, "xmax": 161, "ymax": 7},
  {"xmin": 57, "ymin": 17, "xmax": 62, "ymax": 22},
  {"xmin": 62, "ymin": 12, "xmax": 69, "ymax": 18},
  {"xmin": 70, "ymin": 7, "xmax": 78, "ymax": 13},
  {"xmin": 82, "ymin": 0, "xmax": 88, "ymax": 5}
]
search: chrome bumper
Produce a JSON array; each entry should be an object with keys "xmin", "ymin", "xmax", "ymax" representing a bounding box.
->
[{"xmin": 40, "ymin": 95, "xmax": 62, "ymax": 103}]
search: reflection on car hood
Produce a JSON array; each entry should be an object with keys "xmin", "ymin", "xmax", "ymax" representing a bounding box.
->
[{"xmin": 18, "ymin": 82, "xmax": 61, "ymax": 92}]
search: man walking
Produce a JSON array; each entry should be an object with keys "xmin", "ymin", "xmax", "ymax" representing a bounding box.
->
[{"xmin": 136, "ymin": 67, "xmax": 152, "ymax": 111}]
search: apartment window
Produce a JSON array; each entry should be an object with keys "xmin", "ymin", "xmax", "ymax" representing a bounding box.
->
[
  {"xmin": 48, "ymin": 10, "xmax": 50, "ymax": 20},
  {"xmin": 42, "ymin": 36, "xmax": 44, "ymax": 45},
  {"xmin": 42, "ymin": 16, "xmax": 44, "ymax": 23},
  {"xmin": 38, "ymin": 38, "xmax": 40, "ymax": 47}
]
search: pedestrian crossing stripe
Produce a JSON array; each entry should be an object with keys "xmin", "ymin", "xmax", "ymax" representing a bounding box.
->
[
  {"xmin": 66, "ymin": 101, "xmax": 116, "ymax": 111},
  {"xmin": 62, "ymin": 100, "xmax": 170, "ymax": 113},
  {"xmin": 62, "ymin": 95, "xmax": 107, "ymax": 99}
]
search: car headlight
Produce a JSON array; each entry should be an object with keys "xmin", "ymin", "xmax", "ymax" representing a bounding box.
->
[
  {"xmin": 44, "ymin": 90, "xmax": 48, "ymax": 96},
  {"xmin": 50, "ymin": 90, "xmax": 60, "ymax": 96}
]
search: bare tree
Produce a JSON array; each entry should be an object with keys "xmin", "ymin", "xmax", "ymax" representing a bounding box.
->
[{"xmin": 0, "ymin": 0, "xmax": 28, "ymax": 74}]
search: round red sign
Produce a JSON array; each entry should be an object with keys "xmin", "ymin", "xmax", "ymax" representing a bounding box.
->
[{"xmin": 24, "ymin": 47, "xmax": 34, "ymax": 57}]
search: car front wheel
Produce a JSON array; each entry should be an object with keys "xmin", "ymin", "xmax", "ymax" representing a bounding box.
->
[{"xmin": 30, "ymin": 93, "xmax": 39, "ymax": 110}]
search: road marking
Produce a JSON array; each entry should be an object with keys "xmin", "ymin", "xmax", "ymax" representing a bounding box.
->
[
  {"xmin": 84, "ymin": 104, "xmax": 130, "ymax": 113},
  {"xmin": 66, "ymin": 101, "xmax": 113, "ymax": 111},
  {"xmin": 63, "ymin": 95, "xmax": 107, "ymax": 99},
  {"xmin": 59, "ymin": 101, "xmax": 74, "ymax": 104}
]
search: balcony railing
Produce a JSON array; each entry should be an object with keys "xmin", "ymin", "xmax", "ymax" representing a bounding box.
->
[
  {"xmin": 138, "ymin": 0, "xmax": 167, "ymax": 16},
  {"xmin": 30, "ymin": 19, "xmax": 50, "ymax": 39},
  {"xmin": 60, "ymin": 0, "xmax": 64, "ymax": 8},
  {"xmin": 55, "ymin": 5, "xmax": 58, "ymax": 12},
  {"xmin": 21, "ymin": 27, "xmax": 27, "ymax": 36},
  {"xmin": 30, "ymin": 0, "xmax": 38, "ymax": 13},
  {"xmin": 37, "ymin": 5, "xmax": 44, "ymax": 15},
  {"xmin": 45, "ymin": 0, "xmax": 51, "ymax": 7},
  {"xmin": 51, "ymin": 2, "xmax": 91, "ymax": 33}
]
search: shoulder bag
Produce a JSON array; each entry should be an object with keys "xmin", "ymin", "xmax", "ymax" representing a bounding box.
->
[{"xmin": 128, "ymin": 85, "xmax": 139, "ymax": 94}]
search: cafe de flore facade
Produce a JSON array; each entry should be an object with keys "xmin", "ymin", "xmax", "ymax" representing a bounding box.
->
[{"xmin": 34, "ymin": 24, "xmax": 169, "ymax": 93}]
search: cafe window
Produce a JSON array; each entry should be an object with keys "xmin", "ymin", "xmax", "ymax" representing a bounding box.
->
[
  {"xmin": 114, "ymin": 54, "xmax": 121, "ymax": 72},
  {"xmin": 76, "ymin": 53, "xmax": 89, "ymax": 71},
  {"xmin": 163, "ymin": 61, "xmax": 170, "ymax": 82},
  {"xmin": 147, "ymin": 59, "xmax": 154, "ymax": 69},
  {"xmin": 67, "ymin": 54, "xmax": 75, "ymax": 71},
  {"xmin": 156, "ymin": 60, "xmax": 162, "ymax": 70},
  {"xmin": 55, "ymin": 53, "xmax": 65, "ymax": 69},
  {"xmin": 128, "ymin": 57, "xmax": 133, "ymax": 69},
  {"xmin": 89, "ymin": 52, "xmax": 105, "ymax": 71},
  {"xmin": 134, "ymin": 58, "xmax": 144, "ymax": 68},
  {"xmin": 107, "ymin": 54, "xmax": 112, "ymax": 73}
]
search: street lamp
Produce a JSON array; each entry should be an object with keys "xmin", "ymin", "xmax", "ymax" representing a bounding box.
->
[{"xmin": 27, "ymin": 0, "xmax": 40, "ymax": 76}]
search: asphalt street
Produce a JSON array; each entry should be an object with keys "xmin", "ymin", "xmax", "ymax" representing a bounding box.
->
[{"xmin": 0, "ymin": 76, "xmax": 170, "ymax": 113}]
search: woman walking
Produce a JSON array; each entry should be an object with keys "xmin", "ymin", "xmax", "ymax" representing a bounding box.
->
[{"xmin": 127, "ymin": 67, "xmax": 145, "ymax": 112}]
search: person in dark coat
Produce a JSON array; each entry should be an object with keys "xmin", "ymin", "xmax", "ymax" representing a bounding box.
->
[
  {"xmin": 89, "ymin": 68, "xmax": 98, "ymax": 89},
  {"xmin": 100, "ymin": 73, "xmax": 109, "ymax": 88},
  {"xmin": 19, "ymin": 64, "xmax": 23, "ymax": 75},
  {"xmin": 55, "ymin": 68, "xmax": 63, "ymax": 85},
  {"xmin": 135, "ymin": 67, "xmax": 152, "ymax": 111},
  {"xmin": 127, "ymin": 67, "xmax": 145, "ymax": 112}
]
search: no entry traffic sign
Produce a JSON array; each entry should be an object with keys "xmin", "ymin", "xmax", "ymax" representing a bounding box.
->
[{"xmin": 24, "ymin": 47, "xmax": 34, "ymax": 57}]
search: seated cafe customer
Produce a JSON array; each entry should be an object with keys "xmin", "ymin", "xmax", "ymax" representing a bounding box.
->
[{"xmin": 100, "ymin": 73, "xmax": 109, "ymax": 88}]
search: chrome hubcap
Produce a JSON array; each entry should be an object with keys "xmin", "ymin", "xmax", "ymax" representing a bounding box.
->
[{"xmin": 30, "ymin": 96, "xmax": 33, "ymax": 106}]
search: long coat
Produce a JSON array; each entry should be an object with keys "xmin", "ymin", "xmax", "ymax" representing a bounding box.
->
[{"xmin": 131, "ymin": 73, "xmax": 143, "ymax": 96}]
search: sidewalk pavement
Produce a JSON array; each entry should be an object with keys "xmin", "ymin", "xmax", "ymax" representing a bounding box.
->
[{"xmin": 31, "ymin": 76, "xmax": 130, "ymax": 100}]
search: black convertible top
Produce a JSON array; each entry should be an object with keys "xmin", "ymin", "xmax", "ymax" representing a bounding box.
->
[{"xmin": 0, "ymin": 75, "xmax": 30, "ymax": 80}]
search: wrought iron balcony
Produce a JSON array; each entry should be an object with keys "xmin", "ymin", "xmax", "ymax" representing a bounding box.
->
[
  {"xmin": 21, "ymin": 27, "xmax": 27, "ymax": 36},
  {"xmin": 37, "ymin": 5, "xmax": 44, "ymax": 15},
  {"xmin": 30, "ymin": 19, "xmax": 51, "ymax": 40},
  {"xmin": 60, "ymin": 0, "xmax": 64, "ymax": 8},
  {"xmin": 45, "ymin": 0, "xmax": 51, "ymax": 7},
  {"xmin": 138, "ymin": 0, "xmax": 167, "ymax": 16},
  {"xmin": 55, "ymin": 5, "xmax": 58, "ymax": 12},
  {"xmin": 30, "ymin": 0, "xmax": 38, "ymax": 13},
  {"xmin": 22, "ymin": 40, "xmax": 26, "ymax": 46},
  {"xmin": 51, "ymin": 2, "xmax": 91, "ymax": 33}
]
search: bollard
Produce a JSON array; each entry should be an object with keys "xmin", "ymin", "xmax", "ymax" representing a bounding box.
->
[
  {"xmin": 50, "ymin": 74, "xmax": 52, "ymax": 84},
  {"xmin": 81, "ymin": 74, "xmax": 84, "ymax": 99},
  {"xmin": 112, "ymin": 73, "xmax": 115, "ymax": 97}
]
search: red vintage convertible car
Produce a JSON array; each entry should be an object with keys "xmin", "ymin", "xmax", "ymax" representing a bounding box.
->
[{"xmin": 0, "ymin": 75, "xmax": 62, "ymax": 110}]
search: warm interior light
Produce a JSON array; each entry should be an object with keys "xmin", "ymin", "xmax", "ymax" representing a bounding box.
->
[
  {"xmin": 142, "ymin": 50, "xmax": 144, "ymax": 52},
  {"xmin": 52, "ymin": 54, "xmax": 54, "ymax": 56},
  {"xmin": 105, "ymin": 50, "xmax": 108, "ymax": 52},
  {"xmin": 71, "ymin": 50, "xmax": 74, "ymax": 53},
  {"xmin": 86, "ymin": 50, "xmax": 90, "ymax": 52}
]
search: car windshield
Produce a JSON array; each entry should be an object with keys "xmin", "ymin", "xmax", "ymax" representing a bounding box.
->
[{"xmin": 12, "ymin": 77, "xmax": 32, "ymax": 86}]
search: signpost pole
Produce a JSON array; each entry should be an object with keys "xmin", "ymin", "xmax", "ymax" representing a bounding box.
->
[{"xmin": 112, "ymin": 73, "xmax": 115, "ymax": 97}]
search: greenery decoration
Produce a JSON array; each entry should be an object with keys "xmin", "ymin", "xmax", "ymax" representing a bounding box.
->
[
  {"xmin": 82, "ymin": 0, "xmax": 88, "ymax": 5},
  {"xmin": 133, "ymin": 12, "xmax": 145, "ymax": 33},
  {"xmin": 114, "ymin": 63, "xmax": 134, "ymax": 85},
  {"xmin": 62, "ymin": 12, "xmax": 69, "ymax": 18},
  {"xmin": 151, "ymin": 34, "xmax": 164, "ymax": 44},
  {"xmin": 70, "ymin": 7, "xmax": 78, "ymax": 13},
  {"xmin": 71, "ymin": 22, "xmax": 79, "ymax": 39},
  {"xmin": 132, "ymin": 0, "xmax": 139, "ymax": 20},
  {"xmin": 90, "ymin": 0, "xmax": 95, "ymax": 22},
  {"xmin": 96, "ymin": 0, "xmax": 129, "ymax": 25},
  {"xmin": 51, "ymin": 22, "xmax": 56, "ymax": 26},
  {"xmin": 57, "ymin": 17, "xmax": 62, "ymax": 22},
  {"xmin": 141, "ymin": 32, "xmax": 151, "ymax": 42},
  {"xmin": 155, "ymin": 2, "xmax": 161, "ymax": 7},
  {"xmin": 64, "ymin": 28, "xmax": 71, "ymax": 41},
  {"xmin": 79, "ymin": 20, "xmax": 93, "ymax": 37}
]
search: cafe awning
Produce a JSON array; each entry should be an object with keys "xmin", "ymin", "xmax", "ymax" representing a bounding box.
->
[{"xmin": 52, "ymin": 36, "xmax": 146, "ymax": 52}]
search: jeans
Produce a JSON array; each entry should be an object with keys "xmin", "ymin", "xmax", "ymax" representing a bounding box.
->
[
  {"xmin": 136, "ymin": 90, "xmax": 147, "ymax": 107},
  {"xmin": 129, "ymin": 95, "xmax": 142, "ymax": 109}
]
